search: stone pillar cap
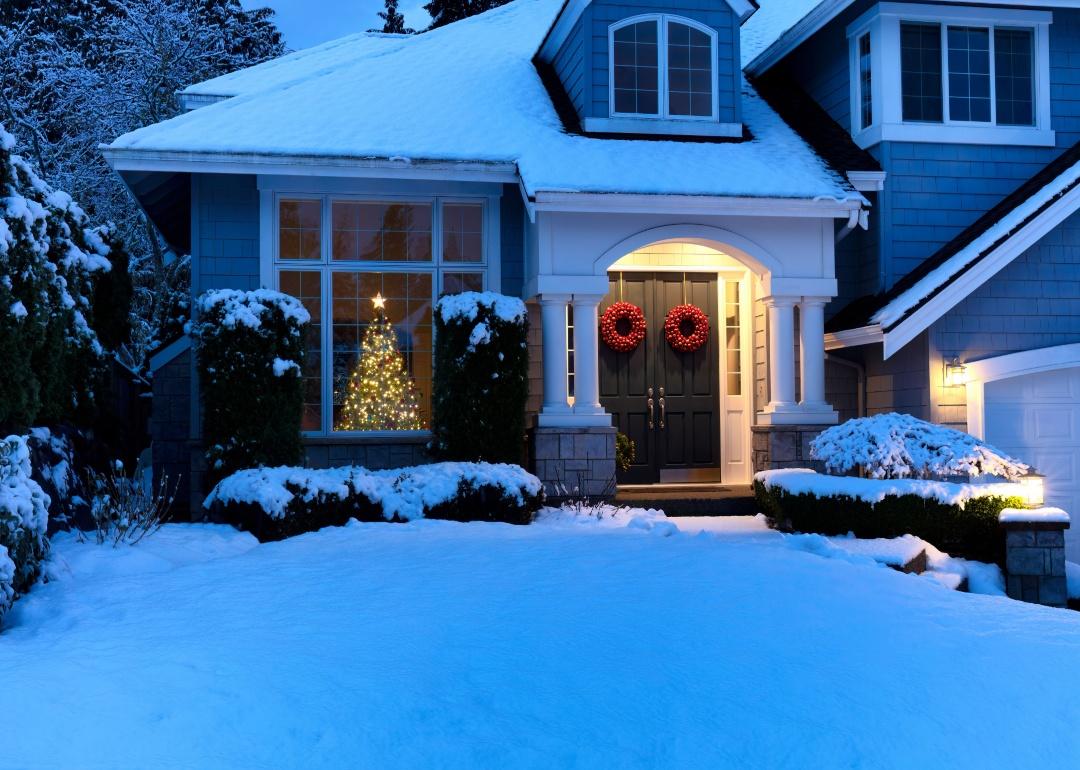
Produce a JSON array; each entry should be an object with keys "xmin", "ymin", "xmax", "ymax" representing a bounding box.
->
[{"xmin": 999, "ymin": 507, "xmax": 1070, "ymax": 528}]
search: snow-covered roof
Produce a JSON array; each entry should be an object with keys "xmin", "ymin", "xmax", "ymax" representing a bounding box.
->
[
  {"xmin": 106, "ymin": 0, "xmax": 856, "ymax": 202},
  {"xmin": 741, "ymin": 0, "xmax": 829, "ymax": 68}
]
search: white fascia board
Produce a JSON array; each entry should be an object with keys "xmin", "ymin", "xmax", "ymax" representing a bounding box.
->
[
  {"xmin": 530, "ymin": 191, "xmax": 864, "ymax": 217},
  {"xmin": 583, "ymin": 117, "xmax": 743, "ymax": 137},
  {"xmin": 148, "ymin": 335, "xmax": 192, "ymax": 372},
  {"xmin": 846, "ymin": 170, "xmax": 885, "ymax": 192},
  {"xmin": 539, "ymin": 0, "xmax": 756, "ymax": 62},
  {"xmin": 177, "ymin": 92, "xmax": 232, "ymax": 111},
  {"xmin": 100, "ymin": 147, "xmax": 520, "ymax": 184},
  {"xmin": 746, "ymin": 0, "xmax": 1073, "ymax": 76},
  {"xmin": 881, "ymin": 180, "xmax": 1080, "ymax": 359},
  {"xmin": 824, "ymin": 324, "xmax": 883, "ymax": 350}
]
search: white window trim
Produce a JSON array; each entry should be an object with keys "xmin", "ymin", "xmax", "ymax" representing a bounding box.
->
[
  {"xmin": 847, "ymin": 3, "xmax": 1054, "ymax": 148},
  {"xmin": 263, "ymin": 190, "xmax": 499, "ymax": 439},
  {"xmin": 608, "ymin": 13, "xmax": 720, "ymax": 123}
]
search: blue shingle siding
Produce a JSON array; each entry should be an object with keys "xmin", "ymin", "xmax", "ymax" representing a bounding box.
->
[
  {"xmin": 587, "ymin": 0, "xmax": 741, "ymax": 123},
  {"xmin": 933, "ymin": 210, "xmax": 1080, "ymax": 362},
  {"xmin": 500, "ymin": 183, "xmax": 526, "ymax": 296},
  {"xmin": 864, "ymin": 331, "xmax": 931, "ymax": 419},
  {"xmin": 151, "ymin": 346, "xmax": 193, "ymax": 518},
  {"xmin": 554, "ymin": 12, "xmax": 589, "ymax": 117},
  {"xmin": 193, "ymin": 173, "xmax": 261, "ymax": 294}
]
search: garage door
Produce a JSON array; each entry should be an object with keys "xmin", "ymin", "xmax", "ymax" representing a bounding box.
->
[{"xmin": 985, "ymin": 366, "xmax": 1080, "ymax": 562}]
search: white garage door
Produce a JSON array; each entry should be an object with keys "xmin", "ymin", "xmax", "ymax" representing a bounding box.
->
[{"xmin": 985, "ymin": 366, "xmax": 1080, "ymax": 562}]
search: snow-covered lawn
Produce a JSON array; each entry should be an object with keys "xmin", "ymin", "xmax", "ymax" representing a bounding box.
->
[{"xmin": 4, "ymin": 514, "xmax": 1080, "ymax": 768}]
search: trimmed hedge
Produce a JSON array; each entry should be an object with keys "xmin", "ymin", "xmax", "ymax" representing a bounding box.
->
[
  {"xmin": 754, "ymin": 479, "xmax": 1023, "ymax": 563},
  {"xmin": 431, "ymin": 292, "xmax": 529, "ymax": 463},
  {"xmin": 203, "ymin": 462, "xmax": 544, "ymax": 542},
  {"xmin": 192, "ymin": 289, "xmax": 309, "ymax": 487}
]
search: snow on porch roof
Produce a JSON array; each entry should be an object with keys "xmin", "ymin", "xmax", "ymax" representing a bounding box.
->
[{"xmin": 105, "ymin": 0, "xmax": 856, "ymax": 202}]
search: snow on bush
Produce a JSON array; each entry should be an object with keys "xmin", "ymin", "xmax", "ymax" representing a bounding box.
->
[
  {"xmin": 203, "ymin": 462, "xmax": 544, "ymax": 541},
  {"xmin": 810, "ymin": 412, "xmax": 1029, "ymax": 480},
  {"xmin": 0, "ymin": 122, "xmax": 116, "ymax": 429},
  {"xmin": 0, "ymin": 434, "xmax": 51, "ymax": 621},
  {"xmin": 192, "ymin": 289, "xmax": 309, "ymax": 485},
  {"xmin": 432, "ymin": 292, "xmax": 529, "ymax": 464}
]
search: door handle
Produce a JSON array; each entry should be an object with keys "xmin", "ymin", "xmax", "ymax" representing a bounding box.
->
[
  {"xmin": 647, "ymin": 387, "xmax": 654, "ymax": 429},
  {"xmin": 659, "ymin": 386, "xmax": 666, "ymax": 429}
]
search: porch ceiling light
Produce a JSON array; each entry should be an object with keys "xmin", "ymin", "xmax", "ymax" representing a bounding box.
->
[
  {"xmin": 1019, "ymin": 472, "xmax": 1046, "ymax": 509},
  {"xmin": 945, "ymin": 357, "xmax": 968, "ymax": 388}
]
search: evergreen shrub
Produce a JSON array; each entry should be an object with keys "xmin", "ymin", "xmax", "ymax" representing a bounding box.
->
[
  {"xmin": 754, "ymin": 480, "xmax": 1023, "ymax": 563},
  {"xmin": 432, "ymin": 292, "xmax": 529, "ymax": 463},
  {"xmin": 192, "ymin": 289, "xmax": 309, "ymax": 486},
  {"xmin": 0, "ymin": 435, "xmax": 50, "ymax": 621}
]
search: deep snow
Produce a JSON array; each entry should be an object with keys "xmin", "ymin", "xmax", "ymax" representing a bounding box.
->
[{"xmin": 4, "ymin": 517, "xmax": 1080, "ymax": 768}]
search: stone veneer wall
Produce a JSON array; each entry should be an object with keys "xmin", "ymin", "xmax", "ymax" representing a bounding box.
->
[
  {"xmin": 751, "ymin": 425, "xmax": 828, "ymax": 474},
  {"xmin": 530, "ymin": 426, "xmax": 617, "ymax": 498},
  {"xmin": 1003, "ymin": 521, "xmax": 1069, "ymax": 607}
]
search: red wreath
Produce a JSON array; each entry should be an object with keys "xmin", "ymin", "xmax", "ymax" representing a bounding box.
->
[
  {"xmin": 600, "ymin": 301, "xmax": 646, "ymax": 352},
  {"xmin": 665, "ymin": 304, "xmax": 709, "ymax": 353}
]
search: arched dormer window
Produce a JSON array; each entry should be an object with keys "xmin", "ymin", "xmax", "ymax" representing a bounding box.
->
[{"xmin": 610, "ymin": 15, "xmax": 718, "ymax": 121}]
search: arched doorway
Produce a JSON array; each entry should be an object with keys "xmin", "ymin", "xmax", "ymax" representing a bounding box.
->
[{"xmin": 596, "ymin": 241, "xmax": 755, "ymax": 484}]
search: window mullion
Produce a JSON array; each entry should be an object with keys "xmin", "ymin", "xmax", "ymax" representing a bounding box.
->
[
  {"xmin": 988, "ymin": 26, "xmax": 998, "ymax": 125},
  {"xmin": 659, "ymin": 18, "xmax": 669, "ymax": 119},
  {"xmin": 940, "ymin": 24, "xmax": 951, "ymax": 124}
]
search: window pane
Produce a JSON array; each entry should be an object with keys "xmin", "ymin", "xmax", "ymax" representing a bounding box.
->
[
  {"xmin": 667, "ymin": 22, "xmax": 712, "ymax": 117},
  {"xmin": 278, "ymin": 270, "xmax": 322, "ymax": 431},
  {"xmin": 900, "ymin": 23, "xmax": 943, "ymax": 123},
  {"xmin": 331, "ymin": 271, "xmax": 432, "ymax": 431},
  {"xmin": 995, "ymin": 28, "xmax": 1035, "ymax": 126},
  {"xmin": 442, "ymin": 272, "xmax": 484, "ymax": 295},
  {"xmin": 724, "ymin": 280, "xmax": 740, "ymax": 396},
  {"xmin": 332, "ymin": 201, "xmax": 432, "ymax": 262},
  {"xmin": 612, "ymin": 21, "xmax": 660, "ymax": 115},
  {"xmin": 279, "ymin": 200, "xmax": 321, "ymax": 260},
  {"xmin": 442, "ymin": 203, "xmax": 484, "ymax": 263},
  {"xmin": 858, "ymin": 33, "xmax": 873, "ymax": 129},
  {"xmin": 948, "ymin": 26, "xmax": 991, "ymax": 122}
]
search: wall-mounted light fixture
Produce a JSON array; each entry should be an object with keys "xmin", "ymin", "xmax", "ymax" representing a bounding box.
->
[{"xmin": 945, "ymin": 357, "xmax": 968, "ymax": 388}]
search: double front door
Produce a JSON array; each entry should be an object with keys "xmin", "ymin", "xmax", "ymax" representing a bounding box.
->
[{"xmin": 598, "ymin": 272, "xmax": 720, "ymax": 484}]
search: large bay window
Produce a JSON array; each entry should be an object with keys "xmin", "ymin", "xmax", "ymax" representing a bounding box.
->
[
  {"xmin": 848, "ymin": 3, "xmax": 1052, "ymax": 147},
  {"xmin": 272, "ymin": 195, "xmax": 490, "ymax": 435}
]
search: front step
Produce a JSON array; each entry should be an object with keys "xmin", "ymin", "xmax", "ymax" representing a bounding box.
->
[{"xmin": 615, "ymin": 484, "xmax": 756, "ymax": 517}]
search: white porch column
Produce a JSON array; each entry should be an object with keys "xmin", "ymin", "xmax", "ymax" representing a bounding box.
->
[
  {"xmin": 798, "ymin": 297, "xmax": 828, "ymax": 407},
  {"xmin": 764, "ymin": 296, "xmax": 797, "ymax": 413},
  {"xmin": 538, "ymin": 293, "xmax": 571, "ymax": 423},
  {"xmin": 571, "ymin": 293, "xmax": 606, "ymax": 419}
]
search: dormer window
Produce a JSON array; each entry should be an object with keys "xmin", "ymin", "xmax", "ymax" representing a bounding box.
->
[
  {"xmin": 847, "ymin": 3, "xmax": 1053, "ymax": 147},
  {"xmin": 610, "ymin": 15, "xmax": 718, "ymax": 121}
]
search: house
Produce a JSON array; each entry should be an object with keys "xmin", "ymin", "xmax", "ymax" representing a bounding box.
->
[{"xmin": 105, "ymin": 0, "xmax": 1080, "ymax": 546}]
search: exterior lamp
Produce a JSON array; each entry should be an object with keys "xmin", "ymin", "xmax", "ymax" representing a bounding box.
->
[
  {"xmin": 1019, "ymin": 472, "xmax": 1046, "ymax": 509},
  {"xmin": 945, "ymin": 357, "xmax": 968, "ymax": 387}
]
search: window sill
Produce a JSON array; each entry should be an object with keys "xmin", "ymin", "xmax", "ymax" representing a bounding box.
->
[
  {"xmin": 854, "ymin": 122, "xmax": 1056, "ymax": 148},
  {"xmin": 302, "ymin": 431, "xmax": 431, "ymax": 445},
  {"xmin": 583, "ymin": 117, "xmax": 743, "ymax": 138}
]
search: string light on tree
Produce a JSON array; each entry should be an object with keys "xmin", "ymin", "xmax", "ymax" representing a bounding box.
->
[{"xmin": 337, "ymin": 293, "xmax": 423, "ymax": 431}]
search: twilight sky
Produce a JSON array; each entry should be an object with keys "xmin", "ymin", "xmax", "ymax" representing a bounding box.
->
[{"xmin": 242, "ymin": 0, "xmax": 432, "ymax": 50}]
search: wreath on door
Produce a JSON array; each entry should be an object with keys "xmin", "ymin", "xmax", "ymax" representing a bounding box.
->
[
  {"xmin": 665, "ymin": 304, "xmax": 709, "ymax": 353},
  {"xmin": 600, "ymin": 301, "xmax": 646, "ymax": 352}
]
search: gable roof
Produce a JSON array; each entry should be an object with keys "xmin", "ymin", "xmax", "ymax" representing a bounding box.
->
[
  {"xmin": 827, "ymin": 140, "xmax": 1080, "ymax": 357},
  {"xmin": 105, "ymin": 0, "xmax": 858, "ymax": 204}
]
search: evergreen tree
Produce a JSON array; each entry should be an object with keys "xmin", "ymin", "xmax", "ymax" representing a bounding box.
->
[
  {"xmin": 424, "ymin": 0, "xmax": 508, "ymax": 29},
  {"xmin": 337, "ymin": 296, "xmax": 423, "ymax": 431},
  {"xmin": 372, "ymin": 0, "xmax": 413, "ymax": 34},
  {"xmin": 0, "ymin": 0, "xmax": 284, "ymax": 372}
]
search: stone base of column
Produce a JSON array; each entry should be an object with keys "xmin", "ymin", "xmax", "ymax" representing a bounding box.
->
[
  {"xmin": 1001, "ymin": 514, "xmax": 1069, "ymax": 607},
  {"xmin": 757, "ymin": 406, "xmax": 838, "ymax": 426},
  {"xmin": 751, "ymin": 425, "xmax": 830, "ymax": 474},
  {"xmin": 530, "ymin": 425, "xmax": 617, "ymax": 500}
]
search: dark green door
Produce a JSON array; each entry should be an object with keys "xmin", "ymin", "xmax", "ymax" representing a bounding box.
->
[{"xmin": 599, "ymin": 272, "xmax": 721, "ymax": 484}]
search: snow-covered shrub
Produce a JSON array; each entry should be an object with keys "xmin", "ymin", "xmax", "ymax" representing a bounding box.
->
[
  {"xmin": 754, "ymin": 469, "xmax": 1025, "ymax": 563},
  {"xmin": 26, "ymin": 427, "xmax": 76, "ymax": 527},
  {"xmin": 192, "ymin": 289, "xmax": 309, "ymax": 486},
  {"xmin": 81, "ymin": 461, "xmax": 175, "ymax": 546},
  {"xmin": 0, "ymin": 124, "xmax": 116, "ymax": 431},
  {"xmin": 203, "ymin": 462, "xmax": 543, "ymax": 541},
  {"xmin": 432, "ymin": 292, "xmax": 529, "ymax": 463},
  {"xmin": 810, "ymin": 413, "xmax": 1029, "ymax": 480},
  {"xmin": 0, "ymin": 435, "xmax": 50, "ymax": 619}
]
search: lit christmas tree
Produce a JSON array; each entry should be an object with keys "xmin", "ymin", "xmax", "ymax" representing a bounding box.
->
[{"xmin": 337, "ymin": 293, "xmax": 423, "ymax": 431}]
